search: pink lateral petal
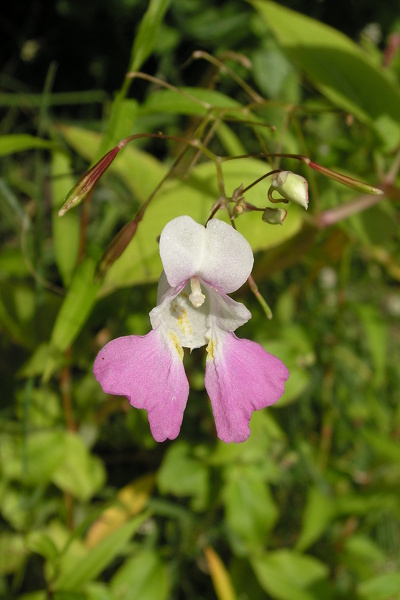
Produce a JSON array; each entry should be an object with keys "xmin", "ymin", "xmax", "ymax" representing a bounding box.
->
[
  {"xmin": 93, "ymin": 329, "xmax": 189, "ymax": 442},
  {"xmin": 205, "ymin": 332, "xmax": 289, "ymax": 443}
]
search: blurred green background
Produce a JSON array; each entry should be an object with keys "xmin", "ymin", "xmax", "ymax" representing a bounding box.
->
[{"xmin": 1, "ymin": 1, "xmax": 400, "ymax": 599}]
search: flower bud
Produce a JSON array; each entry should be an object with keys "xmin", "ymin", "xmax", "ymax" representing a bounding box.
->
[
  {"xmin": 96, "ymin": 218, "xmax": 138, "ymax": 280},
  {"xmin": 262, "ymin": 207, "xmax": 287, "ymax": 225},
  {"xmin": 58, "ymin": 146, "xmax": 120, "ymax": 216},
  {"xmin": 268, "ymin": 171, "xmax": 309, "ymax": 210}
]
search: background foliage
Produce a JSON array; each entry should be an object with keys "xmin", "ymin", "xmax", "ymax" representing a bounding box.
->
[{"xmin": 1, "ymin": 1, "xmax": 400, "ymax": 599}]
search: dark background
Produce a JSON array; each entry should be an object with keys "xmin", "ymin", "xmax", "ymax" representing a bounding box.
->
[{"xmin": 2, "ymin": 0, "xmax": 398, "ymax": 95}]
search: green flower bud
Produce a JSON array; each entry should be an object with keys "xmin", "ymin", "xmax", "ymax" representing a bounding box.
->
[
  {"xmin": 268, "ymin": 171, "xmax": 309, "ymax": 210},
  {"xmin": 262, "ymin": 207, "xmax": 287, "ymax": 225}
]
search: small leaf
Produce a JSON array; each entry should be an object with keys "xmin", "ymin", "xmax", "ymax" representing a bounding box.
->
[
  {"xmin": 0, "ymin": 134, "xmax": 52, "ymax": 156},
  {"xmin": 85, "ymin": 474, "xmax": 155, "ymax": 547},
  {"xmin": 223, "ymin": 465, "xmax": 278, "ymax": 552},
  {"xmin": 130, "ymin": 0, "xmax": 172, "ymax": 72},
  {"xmin": 85, "ymin": 582, "xmax": 113, "ymax": 600},
  {"xmin": 295, "ymin": 487, "xmax": 334, "ymax": 551},
  {"xmin": 51, "ymin": 432, "xmax": 105, "ymax": 501},
  {"xmin": 140, "ymin": 87, "xmax": 242, "ymax": 117},
  {"xmin": 2, "ymin": 430, "xmax": 66, "ymax": 485},
  {"xmin": 18, "ymin": 593, "xmax": 47, "ymax": 600},
  {"xmin": 110, "ymin": 549, "xmax": 170, "ymax": 600},
  {"xmin": 53, "ymin": 592, "xmax": 86, "ymax": 600},
  {"xmin": 157, "ymin": 441, "xmax": 209, "ymax": 510},
  {"xmin": 358, "ymin": 572, "xmax": 400, "ymax": 600},
  {"xmin": 362, "ymin": 429, "xmax": 400, "ymax": 463},
  {"xmin": 52, "ymin": 513, "xmax": 149, "ymax": 591},
  {"xmin": 344, "ymin": 535, "xmax": 386, "ymax": 565},
  {"xmin": 251, "ymin": 550, "xmax": 328, "ymax": 600},
  {"xmin": 0, "ymin": 532, "xmax": 26, "ymax": 574},
  {"xmin": 26, "ymin": 531, "xmax": 59, "ymax": 560}
]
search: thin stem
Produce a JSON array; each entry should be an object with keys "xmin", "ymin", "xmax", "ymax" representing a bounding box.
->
[
  {"xmin": 248, "ymin": 275, "xmax": 273, "ymax": 320},
  {"xmin": 184, "ymin": 117, "xmax": 221, "ymax": 175},
  {"xmin": 127, "ymin": 71, "xmax": 213, "ymax": 109},
  {"xmin": 241, "ymin": 169, "xmax": 281, "ymax": 194},
  {"xmin": 191, "ymin": 50, "xmax": 264, "ymax": 104}
]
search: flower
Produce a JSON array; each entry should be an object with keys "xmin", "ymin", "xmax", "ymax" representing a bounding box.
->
[{"xmin": 94, "ymin": 216, "xmax": 289, "ymax": 443}]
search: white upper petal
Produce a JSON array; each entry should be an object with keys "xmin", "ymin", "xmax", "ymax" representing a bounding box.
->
[{"xmin": 159, "ymin": 216, "xmax": 254, "ymax": 293}]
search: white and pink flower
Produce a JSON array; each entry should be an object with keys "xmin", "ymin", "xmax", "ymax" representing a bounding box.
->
[{"xmin": 94, "ymin": 216, "xmax": 289, "ymax": 443}]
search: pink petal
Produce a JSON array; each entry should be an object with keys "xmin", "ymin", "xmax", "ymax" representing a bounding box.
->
[
  {"xmin": 205, "ymin": 332, "xmax": 289, "ymax": 443},
  {"xmin": 93, "ymin": 329, "xmax": 189, "ymax": 442}
]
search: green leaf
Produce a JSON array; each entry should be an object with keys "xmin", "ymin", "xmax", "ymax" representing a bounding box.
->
[
  {"xmin": 223, "ymin": 465, "xmax": 278, "ymax": 553},
  {"xmin": 344, "ymin": 535, "xmax": 386, "ymax": 565},
  {"xmin": 130, "ymin": 0, "xmax": 172, "ymax": 72},
  {"xmin": 344, "ymin": 201, "xmax": 398, "ymax": 247},
  {"xmin": 295, "ymin": 487, "xmax": 334, "ymax": 551},
  {"xmin": 209, "ymin": 410, "xmax": 285, "ymax": 467},
  {"xmin": 251, "ymin": 550, "xmax": 329, "ymax": 600},
  {"xmin": 0, "ymin": 134, "xmax": 52, "ymax": 156},
  {"xmin": 362, "ymin": 429, "xmax": 400, "ymax": 463},
  {"xmin": 44, "ymin": 258, "xmax": 101, "ymax": 380},
  {"xmin": 111, "ymin": 99, "xmax": 139, "ymax": 143},
  {"xmin": 52, "ymin": 513, "xmax": 149, "ymax": 591},
  {"xmin": 358, "ymin": 572, "xmax": 400, "ymax": 600},
  {"xmin": 0, "ymin": 282, "xmax": 37, "ymax": 348},
  {"xmin": 262, "ymin": 335, "xmax": 312, "ymax": 407},
  {"xmin": 110, "ymin": 549, "xmax": 170, "ymax": 600},
  {"xmin": 140, "ymin": 87, "xmax": 243, "ymax": 117},
  {"xmin": 26, "ymin": 531, "xmax": 59, "ymax": 560},
  {"xmin": 251, "ymin": 0, "xmax": 400, "ymax": 146},
  {"xmin": 51, "ymin": 432, "xmax": 105, "ymax": 501},
  {"xmin": 53, "ymin": 592, "xmax": 86, "ymax": 600},
  {"xmin": 0, "ymin": 532, "xmax": 26, "ymax": 574},
  {"xmin": 2, "ymin": 430, "xmax": 66, "ymax": 485},
  {"xmin": 86, "ymin": 474, "xmax": 155, "ymax": 547},
  {"xmin": 18, "ymin": 594, "xmax": 47, "ymax": 600},
  {"xmin": 157, "ymin": 441, "xmax": 209, "ymax": 510},
  {"xmin": 85, "ymin": 583, "xmax": 113, "ymax": 600},
  {"xmin": 356, "ymin": 305, "xmax": 387, "ymax": 389},
  {"xmin": 51, "ymin": 151, "xmax": 80, "ymax": 286},
  {"xmin": 252, "ymin": 47, "xmax": 298, "ymax": 101}
]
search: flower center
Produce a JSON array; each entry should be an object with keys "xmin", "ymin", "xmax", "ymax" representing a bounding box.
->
[{"xmin": 189, "ymin": 276, "xmax": 205, "ymax": 308}]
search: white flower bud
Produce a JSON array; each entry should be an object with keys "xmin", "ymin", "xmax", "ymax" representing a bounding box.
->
[
  {"xmin": 262, "ymin": 207, "xmax": 287, "ymax": 225},
  {"xmin": 268, "ymin": 171, "xmax": 309, "ymax": 210}
]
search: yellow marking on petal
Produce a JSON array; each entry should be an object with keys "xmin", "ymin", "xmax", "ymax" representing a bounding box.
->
[
  {"xmin": 168, "ymin": 331, "xmax": 184, "ymax": 360},
  {"xmin": 171, "ymin": 299, "xmax": 193, "ymax": 337},
  {"xmin": 206, "ymin": 339, "xmax": 215, "ymax": 361}
]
